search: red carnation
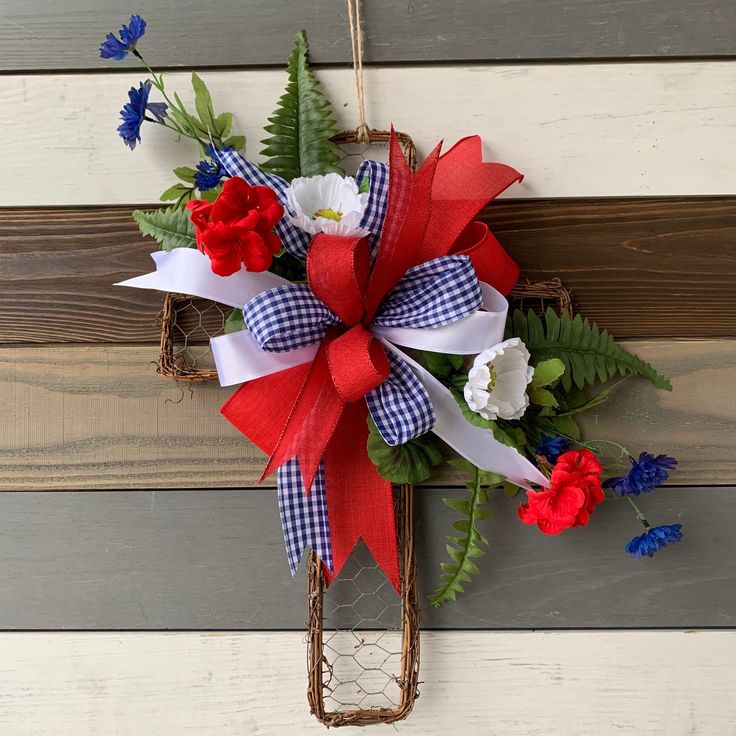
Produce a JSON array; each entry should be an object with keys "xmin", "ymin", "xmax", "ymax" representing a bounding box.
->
[
  {"xmin": 186, "ymin": 177, "xmax": 284, "ymax": 276},
  {"xmin": 518, "ymin": 449, "xmax": 604, "ymax": 534}
]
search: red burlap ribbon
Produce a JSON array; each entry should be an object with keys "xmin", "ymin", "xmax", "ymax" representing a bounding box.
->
[{"xmin": 221, "ymin": 132, "xmax": 523, "ymax": 591}]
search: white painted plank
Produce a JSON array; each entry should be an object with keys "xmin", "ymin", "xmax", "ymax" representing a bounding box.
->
[
  {"xmin": 3, "ymin": 62, "xmax": 736, "ymax": 205},
  {"xmin": 0, "ymin": 632, "xmax": 732, "ymax": 735}
]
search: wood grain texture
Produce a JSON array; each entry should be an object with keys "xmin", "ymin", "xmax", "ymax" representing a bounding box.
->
[
  {"xmin": 2, "ymin": 0, "xmax": 735, "ymax": 70},
  {"xmin": 4, "ymin": 63, "xmax": 736, "ymax": 205},
  {"xmin": 0, "ymin": 632, "xmax": 733, "ymax": 735},
  {"xmin": 2, "ymin": 198, "xmax": 735, "ymax": 343},
  {"xmin": 0, "ymin": 340, "xmax": 733, "ymax": 490},
  {"xmin": 0, "ymin": 487, "xmax": 730, "ymax": 630}
]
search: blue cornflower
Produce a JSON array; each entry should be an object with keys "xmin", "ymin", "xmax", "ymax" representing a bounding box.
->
[
  {"xmin": 603, "ymin": 452, "xmax": 677, "ymax": 496},
  {"xmin": 194, "ymin": 145, "xmax": 233, "ymax": 191},
  {"xmin": 117, "ymin": 80, "xmax": 167, "ymax": 150},
  {"xmin": 626, "ymin": 524, "xmax": 683, "ymax": 558},
  {"xmin": 534, "ymin": 434, "xmax": 571, "ymax": 464},
  {"xmin": 99, "ymin": 14, "xmax": 147, "ymax": 60}
]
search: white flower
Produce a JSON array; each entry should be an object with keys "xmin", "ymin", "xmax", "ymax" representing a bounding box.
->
[
  {"xmin": 284, "ymin": 173, "xmax": 370, "ymax": 237},
  {"xmin": 463, "ymin": 338, "xmax": 534, "ymax": 421}
]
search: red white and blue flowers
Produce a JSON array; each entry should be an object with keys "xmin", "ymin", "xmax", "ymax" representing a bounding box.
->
[{"xmin": 104, "ymin": 17, "xmax": 683, "ymax": 606}]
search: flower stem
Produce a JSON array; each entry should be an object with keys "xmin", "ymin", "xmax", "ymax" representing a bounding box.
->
[
  {"xmin": 625, "ymin": 495, "xmax": 650, "ymax": 529},
  {"xmin": 133, "ymin": 50, "xmax": 208, "ymax": 148}
]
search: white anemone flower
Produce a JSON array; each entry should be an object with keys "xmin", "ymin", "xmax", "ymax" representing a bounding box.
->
[
  {"xmin": 463, "ymin": 338, "xmax": 534, "ymax": 421},
  {"xmin": 284, "ymin": 173, "xmax": 370, "ymax": 237}
]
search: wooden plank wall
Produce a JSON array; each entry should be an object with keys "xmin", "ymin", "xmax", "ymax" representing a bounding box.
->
[{"xmin": 1, "ymin": 2, "xmax": 735, "ymax": 733}]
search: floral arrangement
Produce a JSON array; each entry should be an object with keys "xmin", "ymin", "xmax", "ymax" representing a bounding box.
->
[{"xmin": 103, "ymin": 15, "xmax": 682, "ymax": 608}]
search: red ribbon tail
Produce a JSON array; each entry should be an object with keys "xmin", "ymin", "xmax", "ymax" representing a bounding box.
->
[{"xmin": 323, "ymin": 401, "xmax": 400, "ymax": 593}]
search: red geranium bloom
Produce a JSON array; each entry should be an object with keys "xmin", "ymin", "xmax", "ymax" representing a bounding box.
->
[
  {"xmin": 518, "ymin": 449, "xmax": 604, "ymax": 534},
  {"xmin": 186, "ymin": 177, "xmax": 284, "ymax": 276}
]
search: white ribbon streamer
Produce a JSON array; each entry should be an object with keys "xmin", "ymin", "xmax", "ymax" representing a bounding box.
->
[
  {"xmin": 115, "ymin": 249, "xmax": 289, "ymax": 308},
  {"xmin": 372, "ymin": 282, "xmax": 508, "ymax": 354},
  {"xmin": 380, "ymin": 341, "xmax": 548, "ymax": 489},
  {"xmin": 118, "ymin": 248, "xmax": 548, "ymax": 488},
  {"xmin": 211, "ymin": 330, "xmax": 317, "ymax": 386}
]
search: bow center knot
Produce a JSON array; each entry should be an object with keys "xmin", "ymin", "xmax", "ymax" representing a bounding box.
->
[{"xmin": 306, "ymin": 234, "xmax": 388, "ymax": 401}]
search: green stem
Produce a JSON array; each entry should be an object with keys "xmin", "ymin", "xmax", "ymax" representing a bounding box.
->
[
  {"xmin": 133, "ymin": 50, "xmax": 208, "ymax": 147},
  {"xmin": 625, "ymin": 495, "xmax": 650, "ymax": 528}
]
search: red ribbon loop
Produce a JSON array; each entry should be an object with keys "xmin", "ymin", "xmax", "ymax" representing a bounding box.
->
[
  {"xmin": 327, "ymin": 325, "xmax": 389, "ymax": 402},
  {"xmin": 307, "ymin": 233, "xmax": 370, "ymax": 326},
  {"xmin": 450, "ymin": 220, "xmax": 520, "ymax": 296}
]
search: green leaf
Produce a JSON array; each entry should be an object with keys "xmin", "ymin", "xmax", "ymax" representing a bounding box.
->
[
  {"xmin": 358, "ymin": 176, "xmax": 371, "ymax": 194},
  {"xmin": 491, "ymin": 422, "xmax": 528, "ymax": 453},
  {"xmin": 540, "ymin": 413, "xmax": 581, "ymax": 441},
  {"xmin": 215, "ymin": 111, "xmax": 233, "ymax": 138},
  {"xmin": 422, "ymin": 351, "xmax": 465, "ymax": 378},
  {"xmin": 224, "ymin": 308, "xmax": 246, "ymax": 334},
  {"xmin": 451, "ymin": 390, "xmax": 493, "ymax": 428},
  {"xmin": 199, "ymin": 185, "xmax": 221, "ymax": 203},
  {"xmin": 223, "ymin": 135, "xmax": 246, "ymax": 152},
  {"xmin": 511, "ymin": 308, "xmax": 672, "ymax": 391},
  {"xmin": 173, "ymin": 166, "xmax": 197, "ymax": 184},
  {"xmin": 159, "ymin": 183, "xmax": 194, "ymax": 206},
  {"xmin": 260, "ymin": 30, "xmax": 343, "ymax": 180},
  {"xmin": 366, "ymin": 418, "xmax": 443, "ymax": 484},
  {"xmin": 191, "ymin": 72, "xmax": 218, "ymax": 134},
  {"xmin": 531, "ymin": 358, "xmax": 565, "ymax": 388},
  {"xmin": 132, "ymin": 207, "xmax": 197, "ymax": 251},
  {"xmin": 430, "ymin": 465, "xmax": 500, "ymax": 608},
  {"xmin": 528, "ymin": 387, "xmax": 559, "ymax": 408}
]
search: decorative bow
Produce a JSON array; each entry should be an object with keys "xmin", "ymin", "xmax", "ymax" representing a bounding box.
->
[{"xmin": 118, "ymin": 133, "xmax": 549, "ymax": 590}]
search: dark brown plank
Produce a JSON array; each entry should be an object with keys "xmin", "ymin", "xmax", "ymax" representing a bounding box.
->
[
  {"xmin": 1, "ymin": 0, "xmax": 734, "ymax": 71},
  {"xmin": 1, "ymin": 198, "xmax": 734, "ymax": 343},
  {"xmin": 488, "ymin": 197, "xmax": 736, "ymax": 338}
]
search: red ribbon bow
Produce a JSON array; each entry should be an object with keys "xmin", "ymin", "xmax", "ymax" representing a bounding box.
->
[{"xmin": 221, "ymin": 132, "xmax": 523, "ymax": 591}]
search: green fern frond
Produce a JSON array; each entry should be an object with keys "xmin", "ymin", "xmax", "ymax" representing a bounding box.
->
[
  {"xmin": 430, "ymin": 461, "xmax": 501, "ymax": 607},
  {"xmin": 260, "ymin": 30, "xmax": 343, "ymax": 181},
  {"xmin": 510, "ymin": 308, "xmax": 671, "ymax": 392},
  {"xmin": 132, "ymin": 208, "xmax": 196, "ymax": 251}
]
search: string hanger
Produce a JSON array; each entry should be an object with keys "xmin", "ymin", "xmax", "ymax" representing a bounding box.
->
[{"xmin": 346, "ymin": 0, "xmax": 370, "ymax": 143}]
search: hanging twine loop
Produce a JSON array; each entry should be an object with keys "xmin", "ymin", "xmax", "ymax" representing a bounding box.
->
[{"xmin": 346, "ymin": 0, "xmax": 370, "ymax": 143}]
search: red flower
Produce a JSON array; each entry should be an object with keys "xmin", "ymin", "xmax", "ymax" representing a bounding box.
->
[
  {"xmin": 518, "ymin": 449, "xmax": 604, "ymax": 535},
  {"xmin": 186, "ymin": 177, "xmax": 284, "ymax": 276}
]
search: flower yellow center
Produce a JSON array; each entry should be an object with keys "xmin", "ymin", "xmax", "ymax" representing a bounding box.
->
[
  {"xmin": 313, "ymin": 208, "xmax": 343, "ymax": 222},
  {"xmin": 486, "ymin": 364, "xmax": 497, "ymax": 392}
]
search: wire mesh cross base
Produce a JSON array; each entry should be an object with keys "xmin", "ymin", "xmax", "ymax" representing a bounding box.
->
[
  {"xmin": 331, "ymin": 128, "xmax": 417, "ymax": 174},
  {"xmin": 307, "ymin": 484, "xmax": 420, "ymax": 727},
  {"xmin": 157, "ymin": 292, "xmax": 228, "ymax": 381},
  {"xmin": 509, "ymin": 277, "xmax": 573, "ymax": 317}
]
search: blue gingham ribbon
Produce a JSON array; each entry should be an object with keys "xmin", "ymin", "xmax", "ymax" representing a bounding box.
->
[
  {"xmin": 278, "ymin": 459, "xmax": 332, "ymax": 574},
  {"xmin": 216, "ymin": 150, "xmax": 389, "ymax": 262},
  {"xmin": 243, "ymin": 251, "xmax": 481, "ymax": 573},
  {"xmin": 214, "ymin": 152, "xmax": 491, "ymax": 574}
]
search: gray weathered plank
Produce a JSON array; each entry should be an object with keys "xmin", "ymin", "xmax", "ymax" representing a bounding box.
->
[
  {"xmin": 0, "ymin": 486, "xmax": 728, "ymax": 629},
  {"xmin": 2, "ymin": 0, "xmax": 735, "ymax": 71}
]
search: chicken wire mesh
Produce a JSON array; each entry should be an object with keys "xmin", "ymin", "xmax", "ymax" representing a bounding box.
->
[
  {"xmin": 157, "ymin": 293, "xmax": 228, "ymax": 381},
  {"xmin": 307, "ymin": 484, "xmax": 419, "ymax": 727}
]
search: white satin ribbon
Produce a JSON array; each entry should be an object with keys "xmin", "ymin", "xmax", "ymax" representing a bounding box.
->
[
  {"xmin": 117, "ymin": 248, "xmax": 548, "ymax": 488},
  {"xmin": 115, "ymin": 249, "xmax": 289, "ymax": 308},
  {"xmin": 372, "ymin": 282, "xmax": 508, "ymax": 354},
  {"xmin": 379, "ymin": 342, "xmax": 548, "ymax": 488},
  {"xmin": 211, "ymin": 330, "xmax": 317, "ymax": 386}
]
